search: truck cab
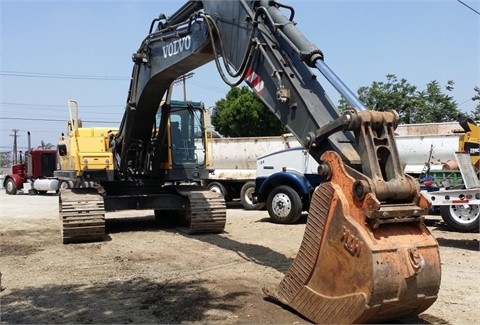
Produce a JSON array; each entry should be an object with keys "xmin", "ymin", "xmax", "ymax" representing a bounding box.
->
[
  {"xmin": 254, "ymin": 147, "xmax": 323, "ymax": 223},
  {"xmin": 4, "ymin": 148, "xmax": 57, "ymax": 195}
]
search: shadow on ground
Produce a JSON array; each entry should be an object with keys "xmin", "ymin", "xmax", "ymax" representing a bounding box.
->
[
  {"xmin": 106, "ymin": 215, "xmax": 294, "ymax": 274},
  {"xmin": 1, "ymin": 277, "xmax": 247, "ymax": 324},
  {"xmin": 435, "ymin": 237, "xmax": 479, "ymax": 251}
]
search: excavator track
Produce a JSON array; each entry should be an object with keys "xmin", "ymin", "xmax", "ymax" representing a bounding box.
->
[
  {"xmin": 174, "ymin": 186, "xmax": 227, "ymax": 234},
  {"xmin": 59, "ymin": 188, "xmax": 105, "ymax": 244},
  {"xmin": 263, "ymin": 151, "xmax": 441, "ymax": 324}
]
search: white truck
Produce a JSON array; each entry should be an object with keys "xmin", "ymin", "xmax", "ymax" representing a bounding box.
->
[
  {"xmin": 252, "ymin": 120, "xmax": 479, "ymax": 232},
  {"xmin": 203, "ymin": 134, "xmax": 299, "ymax": 209},
  {"xmin": 204, "ymin": 122, "xmax": 460, "ymax": 210}
]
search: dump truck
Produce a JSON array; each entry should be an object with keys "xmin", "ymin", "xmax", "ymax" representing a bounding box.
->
[{"xmin": 204, "ymin": 133, "xmax": 299, "ymax": 209}]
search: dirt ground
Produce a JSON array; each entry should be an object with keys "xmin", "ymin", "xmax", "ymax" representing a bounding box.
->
[{"xmin": 0, "ymin": 190, "xmax": 478, "ymax": 324}]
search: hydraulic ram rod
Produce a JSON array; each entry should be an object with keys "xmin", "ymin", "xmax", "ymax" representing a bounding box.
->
[{"xmin": 315, "ymin": 60, "xmax": 367, "ymax": 111}]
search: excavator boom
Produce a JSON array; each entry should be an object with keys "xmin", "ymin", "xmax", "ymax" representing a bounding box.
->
[{"xmin": 109, "ymin": 1, "xmax": 442, "ymax": 323}]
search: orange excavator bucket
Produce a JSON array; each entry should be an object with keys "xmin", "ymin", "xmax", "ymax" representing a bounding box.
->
[{"xmin": 264, "ymin": 111, "xmax": 441, "ymax": 324}]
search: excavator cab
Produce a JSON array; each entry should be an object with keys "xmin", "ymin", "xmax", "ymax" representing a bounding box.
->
[
  {"xmin": 155, "ymin": 100, "xmax": 209, "ymax": 182},
  {"xmin": 169, "ymin": 106, "xmax": 205, "ymax": 165}
]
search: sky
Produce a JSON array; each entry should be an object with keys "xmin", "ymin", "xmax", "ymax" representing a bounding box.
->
[{"xmin": 0, "ymin": 0, "xmax": 479, "ymax": 152}]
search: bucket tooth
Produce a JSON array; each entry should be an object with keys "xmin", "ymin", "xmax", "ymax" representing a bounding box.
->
[{"xmin": 264, "ymin": 151, "xmax": 441, "ymax": 324}]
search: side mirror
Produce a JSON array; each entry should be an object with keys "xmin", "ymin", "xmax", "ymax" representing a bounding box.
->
[{"xmin": 58, "ymin": 144, "xmax": 67, "ymax": 156}]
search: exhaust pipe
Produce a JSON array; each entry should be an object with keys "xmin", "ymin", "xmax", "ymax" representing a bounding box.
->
[{"xmin": 28, "ymin": 131, "xmax": 31, "ymax": 150}]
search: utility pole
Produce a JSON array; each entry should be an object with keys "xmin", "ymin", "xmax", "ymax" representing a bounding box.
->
[
  {"xmin": 174, "ymin": 72, "xmax": 195, "ymax": 101},
  {"xmin": 10, "ymin": 129, "xmax": 19, "ymax": 164}
]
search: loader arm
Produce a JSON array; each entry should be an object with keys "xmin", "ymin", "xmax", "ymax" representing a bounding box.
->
[{"xmin": 113, "ymin": 1, "xmax": 441, "ymax": 323}]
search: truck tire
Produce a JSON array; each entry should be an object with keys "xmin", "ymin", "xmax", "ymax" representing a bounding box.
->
[
  {"xmin": 58, "ymin": 180, "xmax": 71, "ymax": 190},
  {"xmin": 5, "ymin": 179, "xmax": 17, "ymax": 195},
  {"xmin": 240, "ymin": 181, "xmax": 265, "ymax": 210},
  {"xmin": 207, "ymin": 182, "xmax": 230, "ymax": 201},
  {"xmin": 267, "ymin": 185, "xmax": 302, "ymax": 224},
  {"xmin": 440, "ymin": 204, "xmax": 480, "ymax": 232}
]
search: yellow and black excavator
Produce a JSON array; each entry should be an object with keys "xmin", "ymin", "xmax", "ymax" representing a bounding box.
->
[
  {"xmin": 55, "ymin": 1, "xmax": 441, "ymax": 323},
  {"xmin": 56, "ymin": 97, "xmax": 225, "ymax": 241}
]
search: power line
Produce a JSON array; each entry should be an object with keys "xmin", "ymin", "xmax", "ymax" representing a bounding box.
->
[
  {"xmin": 190, "ymin": 79, "xmax": 229, "ymax": 93},
  {"xmin": 173, "ymin": 73, "xmax": 195, "ymax": 101},
  {"xmin": 457, "ymin": 0, "xmax": 480, "ymax": 15},
  {"xmin": 1, "ymin": 106, "xmax": 124, "ymax": 117},
  {"xmin": 1, "ymin": 102, "xmax": 123, "ymax": 108},
  {"xmin": 0, "ymin": 116, "xmax": 119, "ymax": 124},
  {"xmin": 0, "ymin": 71, "xmax": 129, "ymax": 80},
  {"xmin": 458, "ymin": 98, "xmax": 474, "ymax": 106},
  {"xmin": 0, "ymin": 129, "xmax": 61, "ymax": 134},
  {"xmin": 1, "ymin": 71, "xmax": 228, "ymax": 94}
]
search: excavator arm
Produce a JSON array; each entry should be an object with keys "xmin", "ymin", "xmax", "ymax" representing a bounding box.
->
[
  {"xmin": 115, "ymin": 0, "xmax": 361, "ymax": 175},
  {"xmin": 113, "ymin": 1, "xmax": 441, "ymax": 323}
]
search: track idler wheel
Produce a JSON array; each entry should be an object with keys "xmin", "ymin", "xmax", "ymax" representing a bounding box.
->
[{"xmin": 263, "ymin": 151, "xmax": 441, "ymax": 324}]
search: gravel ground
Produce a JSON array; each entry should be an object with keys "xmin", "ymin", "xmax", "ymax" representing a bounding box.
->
[{"xmin": 0, "ymin": 191, "xmax": 479, "ymax": 324}]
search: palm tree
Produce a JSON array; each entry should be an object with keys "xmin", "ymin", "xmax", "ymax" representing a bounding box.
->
[{"xmin": 39, "ymin": 140, "xmax": 54, "ymax": 149}]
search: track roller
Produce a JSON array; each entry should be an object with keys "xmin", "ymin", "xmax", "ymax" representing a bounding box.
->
[
  {"xmin": 171, "ymin": 186, "xmax": 227, "ymax": 234},
  {"xmin": 59, "ymin": 188, "xmax": 105, "ymax": 244}
]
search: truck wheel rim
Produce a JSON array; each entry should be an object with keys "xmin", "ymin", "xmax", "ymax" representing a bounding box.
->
[
  {"xmin": 450, "ymin": 204, "xmax": 480, "ymax": 225},
  {"xmin": 272, "ymin": 193, "xmax": 291, "ymax": 217},
  {"xmin": 210, "ymin": 186, "xmax": 222, "ymax": 195},
  {"xmin": 6, "ymin": 181, "xmax": 14, "ymax": 192},
  {"xmin": 244, "ymin": 187, "xmax": 254, "ymax": 204}
]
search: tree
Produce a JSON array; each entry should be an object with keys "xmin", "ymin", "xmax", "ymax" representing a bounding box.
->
[
  {"xmin": 0, "ymin": 151, "xmax": 12, "ymax": 167},
  {"xmin": 468, "ymin": 86, "xmax": 480, "ymax": 120},
  {"xmin": 212, "ymin": 86, "xmax": 287, "ymax": 137},
  {"xmin": 413, "ymin": 80, "xmax": 458, "ymax": 123},
  {"xmin": 338, "ymin": 74, "xmax": 460, "ymax": 124},
  {"xmin": 39, "ymin": 140, "xmax": 54, "ymax": 149}
]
